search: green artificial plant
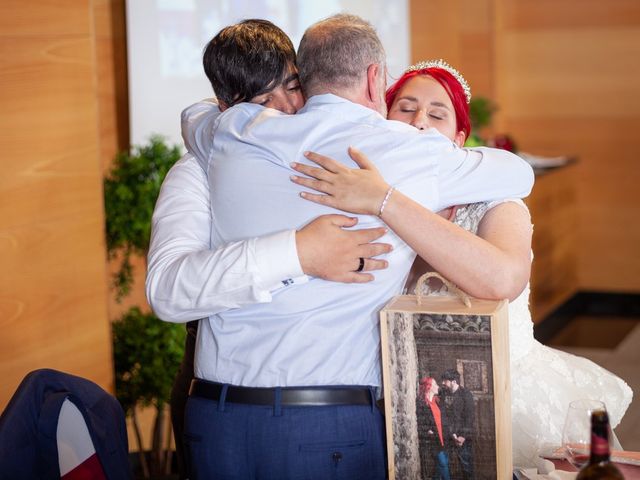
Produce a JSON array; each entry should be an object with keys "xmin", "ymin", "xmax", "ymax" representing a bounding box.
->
[
  {"xmin": 112, "ymin": 308, "xmax": 185, "ymax": 476},
  {"xmin": 104, "ymin": 135, "xmax": 184, "ymax": 477},
  {"xmin": 104, "ymin": 135, "xmax": 181, "ymax": 300},
  {"xmin": 465, "ymin": 96, "xmax": 497, "ymax": 147}
]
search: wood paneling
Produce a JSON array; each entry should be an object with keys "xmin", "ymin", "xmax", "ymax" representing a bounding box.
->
[
  {"xmin": 0, "ymin": 1, "xmax": 92, "ymax": 36},
  {"xmin": 92, "ymin": 0, "xmax": 148, "ymax": 321},
  {"xmin": 508, "ymin": 116, "xmax": 640, "ymax": 295},
  {"xmin": 92, "ymin": 1, "xmax": 155, "ymax": 451},
  {"xmin": 93, "ymin": 0, "xmax": 129, "ymax": 172},
  {"xmin": 526, "ymin": 167, "xmax": 579, "ymax": 322},
  {"xmin": 410, "ymin": 0, "xmax": 462, "ymax": 66},
  {"xmin": 0, "ymin": 34, "xmax": 102, "ymax": 228},
  {"xmin": 0, "ymin": 1, "xmax": 113, "ymax": 410},
  {"xmin": 501, "ymin": 0, "xmax": 640, "ymax": 30},
  {"xmin": 497, "ymin": 28, "xmax": 640, "ymax": 119},
  {"xmin": 495, "ymin": 0, "xmax": 640, "ymax": 295},
  {"xmin": 410, "ymin": 0, "xmax": 496, "ymax": 100},
  {"xmin": 410, "ymin": 0, "xmax": 640, "ymax": 317}
]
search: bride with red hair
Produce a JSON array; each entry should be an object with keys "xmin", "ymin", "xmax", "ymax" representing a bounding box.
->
[
  {"xmin": 291, "ymin": 59, "xmax": 633, "ymax": 467},
  {"xmin": 417, "ymin": 376, "xmax": 452, "ymax": 479}
]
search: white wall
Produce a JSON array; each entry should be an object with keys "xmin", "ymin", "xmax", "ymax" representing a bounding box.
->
[{"xmin": 126, "ymin": 0, "xmax": 410, "ymax": 147}]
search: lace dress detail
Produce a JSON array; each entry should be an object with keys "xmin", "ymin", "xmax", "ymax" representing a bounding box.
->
[{"xmin": 451, "ymin": 200, "xmax": 633, "ymax": 467}]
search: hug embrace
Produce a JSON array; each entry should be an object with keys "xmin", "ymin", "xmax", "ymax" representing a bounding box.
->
[{"xmin": 146, "ymin": 14, "xmax": 632, "ymax": 480}]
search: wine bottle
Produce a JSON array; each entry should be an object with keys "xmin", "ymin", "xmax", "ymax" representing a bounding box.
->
[{"xmin": 576, "ymin": 410, "xmax": 624, "ymax": 479}]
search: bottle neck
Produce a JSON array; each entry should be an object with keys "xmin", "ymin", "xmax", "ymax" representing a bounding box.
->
[{"xmin": 590, "ymin": 423, "xmax": 611, "ymax": 464}]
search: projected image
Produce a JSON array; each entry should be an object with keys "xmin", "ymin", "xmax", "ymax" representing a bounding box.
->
[{"xmin": 127, "ymin": 0, "xmax": 409, "ymax": 146}]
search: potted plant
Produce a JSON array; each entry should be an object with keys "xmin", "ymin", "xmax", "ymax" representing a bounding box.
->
[
  {"xmin": 104, "ymin": 135, "xmax": 185, "ymax": 478},
  {"xmin": 465, "ymin": 96, "xmax": 497, "ymax": 147}
]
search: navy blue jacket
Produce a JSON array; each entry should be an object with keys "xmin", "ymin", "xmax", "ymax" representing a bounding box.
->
[{"xmin": 0, "ymin": 369, "xmax": 132, "ymax": 479}]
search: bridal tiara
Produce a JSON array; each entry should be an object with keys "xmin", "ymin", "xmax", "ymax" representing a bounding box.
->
[{"xmin": 404, "ymin": 59, "xmax": 472, "ymax": 104}]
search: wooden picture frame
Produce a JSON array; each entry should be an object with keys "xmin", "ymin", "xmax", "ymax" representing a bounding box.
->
[{"xmin": 380, "ymin": 276, "xmax": 512, "ymax": 480}]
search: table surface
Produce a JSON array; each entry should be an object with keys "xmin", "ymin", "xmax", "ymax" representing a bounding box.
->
[{"xmin": 547, "ymin": 450, "xmax": 640, "ymax": 477}]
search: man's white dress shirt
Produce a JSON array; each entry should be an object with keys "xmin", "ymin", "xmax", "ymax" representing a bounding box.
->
[
  {"xmin": 146, "ymin": 99, "xmax": 303, "ymax": 322},
  {"xmin": 195, "ymin": 94, "xmax": 534, "ymax": 389}
]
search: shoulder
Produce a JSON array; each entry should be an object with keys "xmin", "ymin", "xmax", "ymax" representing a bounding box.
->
[
  {"xmin": 309, "ymin": 95, "xmax": 454, "ymax": 152},
  {"xmin": 165, "ymin": 154, "xmax": 206, "ymax": 183},
  {"xmin": 481, "ymin": 199, "xmax": 532, "ymax": 227},
  {"xmin": 222, "ymin": 103, "xmax": 288, "ymax": 125},
  {"xmin": 487, "ymin": 198, "xmax": 529, "ymax": 213},
  {"xmin": 159, "ymin": 154, "xmax": 209, "ymax": 201}
]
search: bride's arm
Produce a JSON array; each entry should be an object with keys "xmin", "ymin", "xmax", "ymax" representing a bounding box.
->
[
  {"xmin": 383, "ymin": 194, "xmax": 531, "ymax": 301},
  {"xmin": 475, "ymin": 202, "xmax": 532, "ymax": 299},
  {"xmin": 291, "ymin": 148, "xmax": 532, "ymax": 301}
]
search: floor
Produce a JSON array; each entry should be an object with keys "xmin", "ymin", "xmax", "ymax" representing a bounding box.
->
[{"xmin": 545, "ymin": 314, "xmax": 640, "ymax": 451}]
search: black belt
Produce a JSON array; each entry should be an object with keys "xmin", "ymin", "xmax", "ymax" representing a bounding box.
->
[{"xmin": 189, "ymin": 379, "xmax": 372, "ymax": 407}]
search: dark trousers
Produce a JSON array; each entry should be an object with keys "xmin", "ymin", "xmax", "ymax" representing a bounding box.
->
[
  {"xmin": 170, "ymin": 321, "xmax": 198, "ymax": 480},
  {"xmin": 453, "ymin": 440, "xmax": 474, "ymax": 479},
  {"xmin": 184, "ymin": 391, "xmax": 386, "ymax": 480}
]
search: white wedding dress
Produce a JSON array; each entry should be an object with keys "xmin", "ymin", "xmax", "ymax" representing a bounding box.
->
[{"xmin": 451, "ymin": 199, "xmax": 633, "ymax": 467}]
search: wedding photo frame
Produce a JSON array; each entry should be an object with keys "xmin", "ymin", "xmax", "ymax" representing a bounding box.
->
[{"xmin": 379, "ymin": 274, "xmax": 512, "ymax": 480}]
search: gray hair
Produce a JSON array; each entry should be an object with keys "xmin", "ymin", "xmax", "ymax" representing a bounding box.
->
[{"xmin": 298, "ymin": 14, "xmax": 386, "ymax": 97}]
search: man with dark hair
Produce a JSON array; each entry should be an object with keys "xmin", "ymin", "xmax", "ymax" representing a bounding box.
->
[
  {"xmin": 441, "ymin": 369, "xmax": 476, "ymax": 479},
  {"xmin": 203, "ymin": 19, "xmax": 299, "ymax": 111}
]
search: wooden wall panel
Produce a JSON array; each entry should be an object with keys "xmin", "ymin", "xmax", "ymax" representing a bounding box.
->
[
  {"xmin": 92, "ymin": 0, "xmax": 155, "ymax": 451},
  {"xmin": 410, "ymin": 0, "xmax": 462, "ymax": 66},
  {"xmin": 410, "ymin": 0, "xmax": 496, "ymax": 102},
  {"xmin": 501, "ymin": 0, "xmax": 640, "ymax": 30},
  {"xmin": 0, "ymin": 1, "xmax": 113, "ymax": 410},
  {"xmin": 505, "ymin": 115, "xmax": 640, "ymax": 307},
  {"xmin": 0, "ymin": 216, "xmax": 111, "ymax": 367},
  {"xmin": 0, "ymin": 37, "xmax": 101, "ymax": 227},
  {"xmin": 93, "ymin": 0, "xmax": 129, "ymax": 173},
  {"xmin": 525, "ymin": 166, "xmax": 579, "ymax": 322},
  {"xmin": 92, "ymin": 0, "xmax": 150, "ymax": 321},
  {"xmin": 410, "ymin": 0, "xmax": 640, "ymax": 317},
  {"xmin": 495, "ymin": 0, "xmax": 640, "ymax": 294},
  {"xmin": 0, "ymin": 1, "xmax": 91, "ymax": 36},
  {"xmin": 497, "ymin": 28, "xmax": 640, "ymax": 120}
]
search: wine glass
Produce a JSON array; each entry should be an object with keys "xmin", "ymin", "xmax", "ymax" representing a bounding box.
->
[{"xmin": 561, "ymin": 399, "xmax": 607, "ymax": 470}]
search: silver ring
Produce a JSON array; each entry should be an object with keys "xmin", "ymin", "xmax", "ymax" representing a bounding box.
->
[{"xmin": 356, "ymin": 257, "xmax": 365, "ymax": 272}]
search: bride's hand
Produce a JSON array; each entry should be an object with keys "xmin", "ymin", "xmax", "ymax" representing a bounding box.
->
[{"xmin": 290, "ymin": 147, "xmax": 390, "ymax": 216}]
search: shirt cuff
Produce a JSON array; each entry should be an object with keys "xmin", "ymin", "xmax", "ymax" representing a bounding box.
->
[{"xmin": 254, "ymin": 229, "xmax": 305, "ymax": 291}]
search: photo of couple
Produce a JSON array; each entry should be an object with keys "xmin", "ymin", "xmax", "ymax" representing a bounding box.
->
[
  {"xmin": 410, "ymin": 311, "xmax": 498, "ymax": 480},
  {"xmin": 417, "ymin": 369, "xmax": 477, "ymax": 480}
]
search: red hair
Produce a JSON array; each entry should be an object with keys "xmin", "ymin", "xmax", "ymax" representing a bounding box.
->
[
  {"xmin": 419, "ymin": 376, "xmax": 439, "ymax": 404},
  {"xmin": 386, "ymin": 67, "xmax": 471, "ymax": 140}
]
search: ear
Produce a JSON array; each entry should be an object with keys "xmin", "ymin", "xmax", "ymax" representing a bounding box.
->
[
  {"xmin": 365, "ymin": 63, "xmax": 382, "ymax": 103},
  {"xmin": 454, "ymin": 130, "xmax": 466, "ymax": 148}
]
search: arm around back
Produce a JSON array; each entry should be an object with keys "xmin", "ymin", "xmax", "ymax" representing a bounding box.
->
[
  {"xmin": 146, "ymin": 154, "xmax": 303, "ymax": 323},
  {"xmin": 146, "ymin": 154, "xmax": 393, "ymax": 322},
  {"xmin": 435, "ymin": 146, "xmax": 534, "ymax": 211}
]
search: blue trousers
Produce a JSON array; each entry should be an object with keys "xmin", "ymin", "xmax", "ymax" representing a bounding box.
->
[
  {"xmin": 184, "ymin": 391, "xmax": 386, "ymax": 480},
  {"xmin": 434, "ymin": 449, "xmax": 451, "ymax": 480}
]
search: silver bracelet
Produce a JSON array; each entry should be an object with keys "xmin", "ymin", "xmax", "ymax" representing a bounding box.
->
[{"xmin": 378, "ymin": 187, "xmax": 395, "ymax": 217}]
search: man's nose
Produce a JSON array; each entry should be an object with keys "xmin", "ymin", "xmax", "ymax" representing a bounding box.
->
[{"xmin": 273, "ymin": 93, "xmax": 297, "ymax": 114}]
